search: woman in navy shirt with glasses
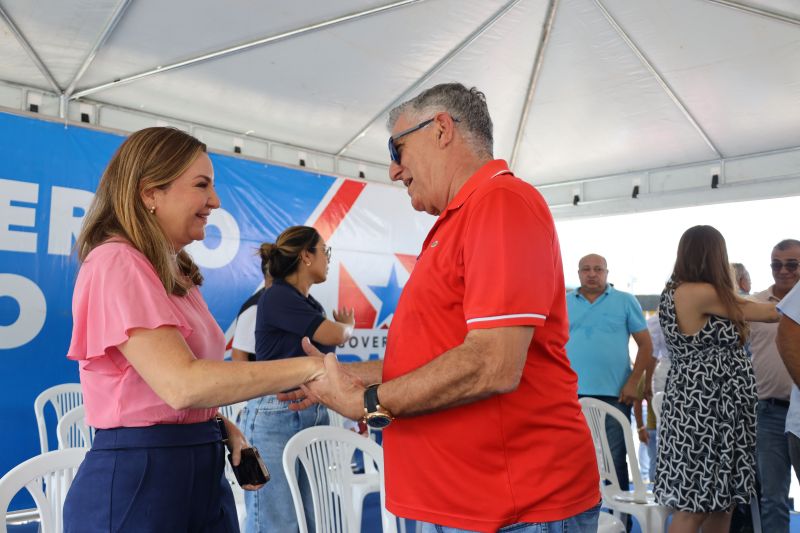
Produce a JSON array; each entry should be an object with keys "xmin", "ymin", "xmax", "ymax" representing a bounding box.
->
[{"xmin": 240, "ymin": 225, "xmax": 354, "ymax": 533}]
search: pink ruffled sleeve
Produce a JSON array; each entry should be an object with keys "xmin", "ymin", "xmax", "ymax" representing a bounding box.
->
[{"xmin": 67, "ymin": 242, "xmax": 192, "ymax": 361}]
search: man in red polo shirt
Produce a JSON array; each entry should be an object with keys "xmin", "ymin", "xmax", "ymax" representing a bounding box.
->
[{"xmin": 296, "ymin": 83, "xmax": 600, "ymax": 532}]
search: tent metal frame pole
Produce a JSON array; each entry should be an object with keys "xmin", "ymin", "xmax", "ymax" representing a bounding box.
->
[
  {"xmin": 61, "ymin": 0, "xmax": 133, "ymax": 116},
  {"xmin": 548, "ymin": 172, "xmax": 800, "ymax": 212},
  {"xmin": 336, "ymin": 0, "xmax": 522, "ymax": 157},
  {"xmin": 0, "ymin": 3, "xmax": 61, "ymax": 94},
  {"xmin": 593, "ymin": 0, "xmax": 721, "ymax": 158},
  {"xmin": 509, "ymin": 0, "xmax": 559, "ymax": 168},
  {"xmin": 535, "ymin": 142, "xmax": 800, "ymax": 190},
  {"xmin": 702, "ymin": 0, "xmax": 800, "ymax": 27},
  {"xmin": 71, "ymin": 0, "xmax": 423, "ymax": 100}
]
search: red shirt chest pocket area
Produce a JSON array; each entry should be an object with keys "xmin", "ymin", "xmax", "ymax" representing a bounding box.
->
[{"xmin": 412, "ymin": 235, "xmax": 465, "ymax": 310}]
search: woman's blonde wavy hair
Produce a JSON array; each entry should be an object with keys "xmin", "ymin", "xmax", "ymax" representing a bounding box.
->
[{"xmin": 76, "ymin": 127, "xmax": 207, "ymax": 296}]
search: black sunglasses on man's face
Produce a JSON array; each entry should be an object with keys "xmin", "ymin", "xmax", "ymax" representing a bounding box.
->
[
  {"xmin": 771, "ymin": 260, "xmax": 799, "ymax": 273},
  {"xmin": 387, "ymin": 117, "xmax": 460, "ymax": 164}
]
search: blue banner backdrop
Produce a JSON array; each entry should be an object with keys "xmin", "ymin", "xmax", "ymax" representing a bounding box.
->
[{"xmin": 0, "ymin": 111, "xmax": 380, "ymax": 487}]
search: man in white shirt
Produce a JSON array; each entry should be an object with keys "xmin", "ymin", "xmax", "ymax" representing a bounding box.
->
[
  {"xmin": 777, "ymin": 280, "xmax": 800, "ymax": 483},
  {"xmin": 749, "ymin": 239, "xmax": 800, "ymax": 532}
]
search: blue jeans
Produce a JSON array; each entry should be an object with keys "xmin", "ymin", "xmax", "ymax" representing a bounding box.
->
[
  {"xmin": 419, "ymin": 503, "xmax": 600, "ymax": 533},
  {"xmin": 240, "ymin": 395, "xmax": 329, "ymax": 533},
  {"xmin": 756, "ymin": 400, "xmax": 791, "ymax": 533},
  {"xmin": 646, "ymin": 428, "xmax": 658, "ymax": 483}
]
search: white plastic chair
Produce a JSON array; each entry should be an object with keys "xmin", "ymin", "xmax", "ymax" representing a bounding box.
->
[
  {"xmin": 34, "ymin": 384, "xmax": 83, "ymax": 454},
  {"xmin": 218, "ymin": 401, "xmax": 247, "ymax": 424},
  {"xmin": 325, "ymin": 408, "xmax": 381, "ymax": 528},
  {"xmin": 580, "ymin": 397, "xmax": 669, "ymax": 533},
  {"xmin": 283, "ymin": 425, "xmax": 397, "ymax": 533},
  {"xmin": 0, "ymin": 447, "xmax": 88, "ymax": 533},
  {"xmin": 327, "ymin": 408, "xmax": 361, "ymax": 432},
  {"xmin": 56, "ymin": 405, "xmax": 94, "ymax": 449},
  {"xmin": 598, "ymin": 511, "xmax": 626, "ymax": 533}
]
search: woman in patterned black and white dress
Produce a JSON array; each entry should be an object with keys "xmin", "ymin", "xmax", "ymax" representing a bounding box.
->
[{"xmin": 656, "ymin": 225, "xmax": 779, "ymax": 533}]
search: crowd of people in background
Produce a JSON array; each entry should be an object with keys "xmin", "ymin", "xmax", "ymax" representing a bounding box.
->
[{"xmin": 562, "ymin": 234, "xmax": 800, "ymax": 533}]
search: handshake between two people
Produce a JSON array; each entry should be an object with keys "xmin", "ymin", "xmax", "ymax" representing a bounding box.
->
[
  {"xmin": 224, "ymin": 338, "xmax": 365, "ymax": 493},
  {"xmin": 277, "ymin": 337, "xmax": 367, "ymax": 423}
]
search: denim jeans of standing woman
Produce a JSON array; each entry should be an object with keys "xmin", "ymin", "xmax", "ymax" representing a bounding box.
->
[{"xmin": 240, "ymin": 394, "xmax": 328, "ymax": 532}]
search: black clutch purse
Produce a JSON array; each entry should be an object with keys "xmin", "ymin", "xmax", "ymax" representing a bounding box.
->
[{"xmin": 228, "ymin": 447, "xmax": 270, "ymax": 486}]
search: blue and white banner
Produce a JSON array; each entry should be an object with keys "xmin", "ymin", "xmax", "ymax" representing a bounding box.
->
[{"xmin": 0, "ymin": 111, "xmax": 432, "ymax": 480}]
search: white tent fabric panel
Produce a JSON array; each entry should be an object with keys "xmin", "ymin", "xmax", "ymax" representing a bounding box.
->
[
  {"xmin": 0, "ymin": 0, "xmax": 798, "ymax": 217},
  {"xmin": 0, "ymin": 0, "xmax": 120, "ymax": 89},
  {"xmin": 605, "ymin": 0, "xmax": 800, "ymax": 156},
  {"xmin": 75, "ymin": 0, "xmax": 397, "ymax": 86},
  {"xmin": 79, "ymin": 0, "xmax": 508, "ymax": 155},
  {"xmin": 344, "ymin": 0, "xmax": 551, "ymax": 165},
  {"xmin": 517, "ymin": 0, "xmax": 722, "ymax": 183}
]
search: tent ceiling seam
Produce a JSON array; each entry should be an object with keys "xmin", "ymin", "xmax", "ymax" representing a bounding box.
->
[
  {"xmin": 63, "ymin": 0, "xmax": 133, "ymax": 105},
  {"xmin": 593, "ymin": 0, "xmax": 722, "ymax": 158},
  {"xmin": 509, "ymin": 0, "xmax": 559, "ymax": 168},
  {"xmin": 0, "ymin": 2, "xmax": 61, "ymax": 94},
  {"xmin": 70, "ymin": 0, "xmax": 425, "ymax": 101},
  {"xmin": 335, "ymin": 0, "xmax": 523, "ymax": 157},
  {"xmin": 701, "ymin": 0, "xmax": 800, "ymax": 27}
]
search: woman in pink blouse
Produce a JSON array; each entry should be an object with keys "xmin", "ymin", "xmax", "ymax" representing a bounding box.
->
[{"xmin": 63, "ymin": 127, "xmax": 324, "ymax": 532}]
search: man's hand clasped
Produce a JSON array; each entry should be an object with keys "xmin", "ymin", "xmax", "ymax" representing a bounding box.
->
[{"xmin": 277, "ymin": 337, "xmax": 365, "ymax": 420}]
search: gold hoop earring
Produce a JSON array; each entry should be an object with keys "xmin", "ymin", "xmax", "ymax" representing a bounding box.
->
[{"xmin": 149, "ymin": 205, "xmax": 156, "ymax": 214}]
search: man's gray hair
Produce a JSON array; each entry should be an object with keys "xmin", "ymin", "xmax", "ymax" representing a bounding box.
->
[
  {"xmin": 387, "ymin": 83, "xmax": 493, "ymax": 158},
  {"xmin": 731, "ymin": 262, "xmax": 748, "ymax": 281}
]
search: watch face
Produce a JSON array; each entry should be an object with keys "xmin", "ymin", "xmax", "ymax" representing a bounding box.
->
[{"xmin": 366, "ymin": 414, "xmax": 392, "ymax": 429}]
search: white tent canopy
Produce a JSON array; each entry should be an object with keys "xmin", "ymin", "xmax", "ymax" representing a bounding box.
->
[{"xmin": 1, "ymin": 0, "xmax": 798, "ymax": 218}]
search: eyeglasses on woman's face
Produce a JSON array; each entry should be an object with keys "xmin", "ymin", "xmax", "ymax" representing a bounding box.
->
[{"xmin": 311, "ymin": 245, "xmax": 332, "ymax": 262}]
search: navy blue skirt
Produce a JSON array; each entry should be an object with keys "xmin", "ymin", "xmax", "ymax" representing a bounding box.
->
[{"xmin": 63, "ymin": 420, "xmax": 239, "ymax": 532}]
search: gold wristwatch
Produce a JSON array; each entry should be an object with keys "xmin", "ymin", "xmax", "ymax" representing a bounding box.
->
[{"xmin": 363, "ymin": 384, "xmax": 394, "ymax": 429}]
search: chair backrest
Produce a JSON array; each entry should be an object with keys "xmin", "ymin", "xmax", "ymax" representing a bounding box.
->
[
  {"xmin": 218, "ymin": 401, "xmax": 247, "ymax": 424},
  {"xmin": 56, "ymin": 406, "xmax": 94, "ymax": 449},
  {"xmin": 326, "ymin": 408, "xmax": 351, "ymax": 430},
  {"xmin": 579, "ymin": 397, "xmax": 649, "ymax": 503},
  {"xmin": 326, "ymin": 409, "xmax": 380, "ymax": 479},
  {"xmin": 34, "ymin": 384, "xmax": 83, "ymax": 454},
  {"xmin": 651, "ymin": 392, "xmax": 664, "ymax": 420},
  {"xmin": 283, "ymin": 426, "xmax": 397, "ymax": 533},
  {"xmin": 0, "ymin": 447, "xmax": 88, "ymax": 533},
  {"xmin": 598, "ymin": 511, "xmax": 626, "ymax": 533}
]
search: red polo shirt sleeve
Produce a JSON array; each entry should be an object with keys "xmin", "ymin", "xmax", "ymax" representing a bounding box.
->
[{"xmin": 463, "ymin": 185, "xmax": 556, "ymax": 330}]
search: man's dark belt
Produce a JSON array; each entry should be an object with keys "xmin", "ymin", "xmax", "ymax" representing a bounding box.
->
[{"xmin": 761, "ymin": 398, "xmax": 790, "ymax": 408}]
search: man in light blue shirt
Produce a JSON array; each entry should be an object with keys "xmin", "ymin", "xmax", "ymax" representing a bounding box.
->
[{"xmin": 566, "ymin": 254, "xmax": 654, "ymax": 502}]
